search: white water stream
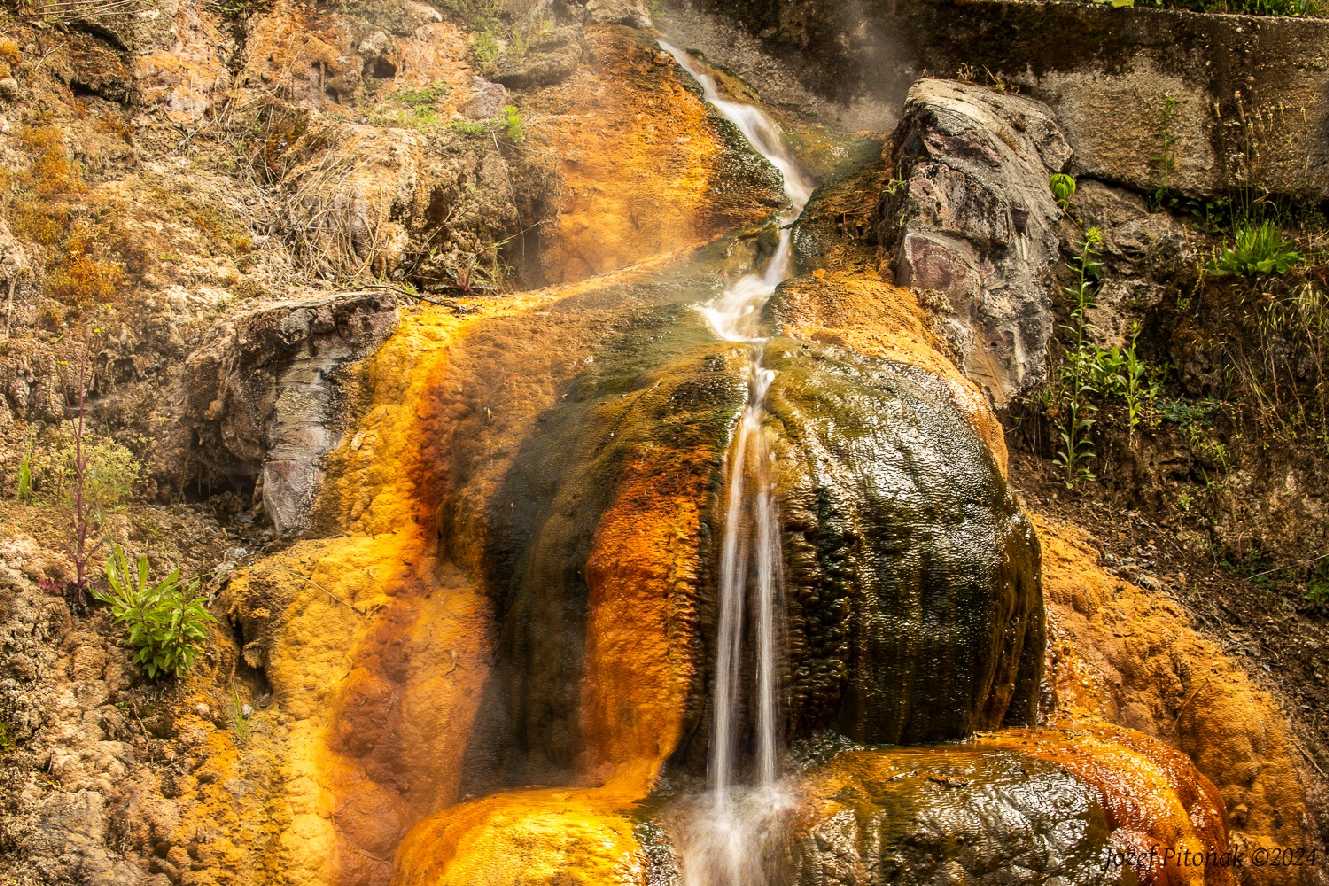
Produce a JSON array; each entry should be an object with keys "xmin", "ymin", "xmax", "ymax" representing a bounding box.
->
[{"xmin": 659, "ymin": 41, "xmax": 814, "ymax": 886}]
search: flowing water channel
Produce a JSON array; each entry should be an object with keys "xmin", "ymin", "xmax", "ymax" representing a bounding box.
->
[{"xmin": 659, "ymin": 41, "xmax": 814, "ymax": 886}]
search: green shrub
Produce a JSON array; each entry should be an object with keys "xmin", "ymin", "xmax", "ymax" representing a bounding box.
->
[
  {"xmin": 33, "ymin": 432, "xmax": 139, "ymax": 515},
  {"xmin": 392, "ymin": 83, "xmax": 450, "ymax": 108},
  {"xmin": 472, "ymin": 30, "xmax": 502, "ymax": 72},
  {"xmin": 1209, "ymin": 221, "xmax": 1302, "ymax": 277},
  {"xmin": 450, "ymin": 119, "xmax": 490, "ymax": 138},
  {"xmin": 1307, "ymin": 575, "xmax": 1329, "ymax": 608},
  {"xmin": 93, "ymin": 545, "xmax": 214, "ymax": 680}
]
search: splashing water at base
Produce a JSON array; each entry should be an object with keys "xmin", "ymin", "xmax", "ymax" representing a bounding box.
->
[{"xmin": 659, "ymin": 40, "xmax": 813, "ymax": 884}]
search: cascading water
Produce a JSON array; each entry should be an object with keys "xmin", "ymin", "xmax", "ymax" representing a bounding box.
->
[{"xmin": 659, "ymin": 41, "xmax": 814, "ymax": 885}]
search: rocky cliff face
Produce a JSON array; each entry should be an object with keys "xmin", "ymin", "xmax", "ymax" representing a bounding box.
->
[
  {"xmin": 184, "ymin": 291, "xmax": 399, "ymax": 536},
  {"xmin": 880, "ymin": 79, "xmax": 1071, "ymax": 407}
]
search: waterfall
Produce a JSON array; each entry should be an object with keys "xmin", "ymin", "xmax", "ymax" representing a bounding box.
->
[{"xmin": 659, "ymin": 41, "xmax": 814, "ymax": 886}]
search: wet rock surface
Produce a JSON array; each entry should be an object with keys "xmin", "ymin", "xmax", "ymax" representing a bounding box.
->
[
  {"xmin": 762, "ymin": 341, "xmax": 1043, "ymax": 746},
  {"xmin": 788, "ymin": 748, "xmax": 1124, "ymax": 886},
  {"xmin": 785, "ymin": 723, "xmax": 1233, "ymax": 886},
  {"xmin": 473, "ymin": 277, "xmax": 743, "ymax": 786},
  {"xmin": 879, "ymin": 78, "xmax": 1071, "ymax": 408}
]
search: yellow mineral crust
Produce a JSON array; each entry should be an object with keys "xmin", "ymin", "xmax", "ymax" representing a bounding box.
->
[
  {"xmin": 527, "ymin": 27, "xmax": 776, "ymax": 284},
  {"xmin": 776, "ymin": 268, "xmax": 1009, "ymax": 476},
  {"xmin": 1035, "ymin": 514, "xmax": 1313, "ymax": 882},
  {"xmin": 391, "ymin": 788, "xmax": 645, "ymax": 886},
  {"xmin": 179, "ymin": 253, "xmax": 714, "ymax": 884}
]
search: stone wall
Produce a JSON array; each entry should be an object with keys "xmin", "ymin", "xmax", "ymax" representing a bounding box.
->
[{"xmin": 678, "ymin": 0, "xmax": 1329, "ymax": 198}]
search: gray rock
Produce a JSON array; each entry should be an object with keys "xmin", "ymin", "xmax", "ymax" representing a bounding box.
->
[
  {"xmin": 0, "ymin": 216, "xmax": 28, "ymax": 281},
  {"xmin": 1062, "ymin": 181, "xmax": 1189, "ymax": 347},
  {"xmin": 461, "ymin": 75, "xmax": 510, "ymax": 121},
  {"xmin": 585, "ymin": 0, "xmax": 652, "ymax": 28},
  {"xmin": 185, "ymin": 291, "xmax": 399, "ymax": 536},
  {"xmin": 788, "ymin": 748, "xmax": 1125, "ymax": 885},
  {"xmin": 1069, "ymin": 181, "xmax": 1189, "ymax": 273},
  {"xmin": 880, "ymin": 78, "xmax": 1071, "ymax": 408},
  {"xmin": 491, "ymin": 27, "xmax": 582, "ymax": 89},
  {"xmin": 1084, "ymin": 278, "xmax": 1167, "ymax": 349},
  {"xmin": 0, "ymin": 76, "xmax": 18, "ymax": 101},
  {"xmin": 357, "ymin": 30, "xmax": 398, "ymax": 80}
]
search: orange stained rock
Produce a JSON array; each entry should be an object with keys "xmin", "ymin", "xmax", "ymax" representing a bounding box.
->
[
  {"xmin": 390, "ymin": 425, "xmax": 729, "ymax": 886},
  {"xmin": 979, "ymin": 725, "xmax": 1232, "ymax": 886},
  {"xmin": 577, "ymin": 454, "xmax": 707, "ymax": 792},
  {"xmin": 183, "ymin": 254, "xmax": 710, "ymax": 884},
  {"xmin": 239, "ymin": 0, "xmax": 347, "ymax": 103},
  {"xmin": 239, "ymin": 0, "xmax": 474, "ymax": 114},
  {"xmin": 180, "ymin": 294, "xmax": 546, "ymax": 885},
  {"xmin": 391, "ymin": 787, "xmax": 645, "ymax": 886},
  {"xmin": 527, "ymin": 27, "xmax": 775, "ymax": 284},
  {"xmin": 1034, "ymin": 514, "xmax": 1314, "ymax": 883},
  {"xmin": 775, "ymin": 268, "xmax": 1009, "ymax": 476}
]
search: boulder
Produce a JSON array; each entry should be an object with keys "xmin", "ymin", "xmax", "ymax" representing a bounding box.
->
[
  {"xmin": 786, "ymin": 726, "xmax": 1232, "ymax": 885},
  {"xmin": 763, "ymin": 341, "xmax": 1044, "ymax": 746},
  {"xmin": 880, "ymin": 78, "xmax": 1071, "ymax": 407},
  {"xmin": 584, "ymin": 0, "xmax": 652, "ymax": 28},
  {"xmin": 490, "ymin": 26, "xmax": 582, "ymax": 89},
  {"xmin": 185, "ymin": 291, "xmax": 398, "ymax": 536},
  {"xmin": 460, "ymin": 75, "xmax": 510, "ymax": 121}
]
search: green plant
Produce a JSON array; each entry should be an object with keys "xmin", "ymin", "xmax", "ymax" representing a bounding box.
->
[
  {"xmin": 1209, "ymin": 221, "xmax": 1302, "ymax": 277},
  {"xmin": 1306, "ymin": 575, "xmax": 1329, "ymax": 608},
  {"xmin": 392, "ymin": 83, "xmax": 450, "ymax": 108},
  {"xmin": 503, "ymin": 104, "xmax": 525, "ymax": 143},
  {"xmin": 1052, "ymin": 228, "xmax": 1106, "ymax": 488},
  {"xmin": 450, "ymin": 119, "xmax": 490, "ymax": 138},
  {"xmin": 14, "ymin": 444, "xmax": 33, "ymax": 503},
  {"xmin": 472, "ymin": 30, "xmax": 502, "ymax": 72},
  {"xmin": 226, "ymin": 691, "xmax": 252, "ymax": 744},
  {"xmin": 1151, "ymin": 95, "xmax": 1179, "ymax": 200},
  {"xmin": 1119, "ymin": 330, "xmax": 1155, "ymax": 439},
  {"xmin": 1053, "ymin": 352, "xmax": 1100, "ymax": 488},
  {"xmin": 1049, "ymin": 173, "xmax": 1077, "ymax": 210},
  {"xmin": 0, "ymin": 720, "xmax": 13, "ymax": 754},
  {"xmin": 93, "ymin": 545, "xmax": 214, "ymax": 679}
]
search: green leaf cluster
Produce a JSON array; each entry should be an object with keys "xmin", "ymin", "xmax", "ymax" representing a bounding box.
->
[
  {"xmin": 93, "ymin": 546, "xmax": 214, "ymax": 680},
  {"xmin": 1209, "ymin": 221, "xmax": 1302, "ymax": 277},
  {"xmin": 1049, "ymin": 173, "xmax": 1077, "ymax": 210}
]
